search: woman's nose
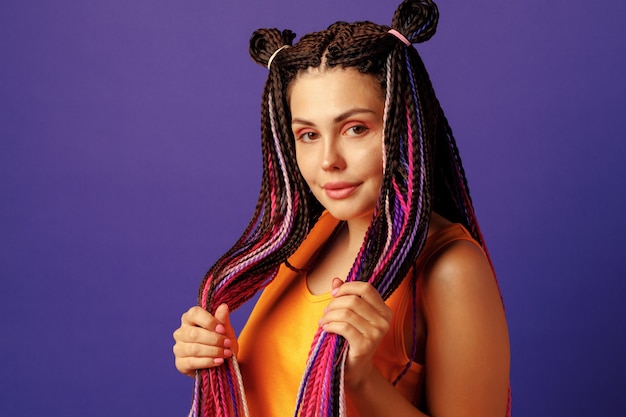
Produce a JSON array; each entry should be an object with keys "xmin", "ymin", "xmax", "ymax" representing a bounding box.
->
[{"xmin": 321, "ymin": 138, "xmax": 346, "ymax": 171}]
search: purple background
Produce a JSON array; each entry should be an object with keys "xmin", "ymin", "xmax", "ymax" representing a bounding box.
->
[{"xmin": 1, "ymin": 1, "xmax": 625, "ymax": 416}]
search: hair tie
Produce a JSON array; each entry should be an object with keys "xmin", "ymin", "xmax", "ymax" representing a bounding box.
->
[
  {"xmin": 388, "ymin": 29, "xmax": 411, "ymax": 46},
  {"xmin": 267, "ymin": 45, "xmax": 290, "ymax": 69}
]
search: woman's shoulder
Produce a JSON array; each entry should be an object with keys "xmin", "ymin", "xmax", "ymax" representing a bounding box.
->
[
  {"xmin": 420, "ymin": 213, "xmax": 483, "ymax": 264},
  {"xmin": 419, "ymin": 213, "xmax": 501, "ymax": 319}
]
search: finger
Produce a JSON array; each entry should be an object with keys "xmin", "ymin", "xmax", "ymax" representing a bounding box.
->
[
  {"xmin": 175, "ymin": 355, "xmax": 230, "ymax": 376},
  {"xmin": 181, "ymin": 306, "xmax": 219, "ymax": 330},
  {"xmin": 321, "ymin": 318, "xmax": 361, "ymax": 340},
  {"xmin": 173, "ymin": 324, "xmax": 229, "ymax": 347},
  {"xmin": 213, "ymin": 303, "xmax": 239, "ymax": 354},
  {"xmin": 331, "ymin": 281, "xmax": 378, "ymax": 301},
  {"xmin": 322, "ymin": 305, "xmax": 389, "ymax": 341},
  {"xmin": 325, "ymin": 292, "xmax": 392, "ymax": 325},
  {"xmin": 330, "ymin": 282, "xmax": 392, "ymax": 321},
  {"xmin": 321, "ymin": 316, "xmax": 384, "ymax": 360},
  {"xmin": 331, "ymin": 277, "xmax": 344, "ymax": 292},
  {"xmin": 322, "ymin": 307, "xmax": 369, "ymax": 335},
  {"xmin": 173, "ymin": 340, "xmax": 233, "ymax": 361}
]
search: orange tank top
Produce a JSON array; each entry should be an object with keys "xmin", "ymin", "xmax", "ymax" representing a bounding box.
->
[{"xmin": 237, "ymin": 211, "xmax": 481, "ymax": 417}]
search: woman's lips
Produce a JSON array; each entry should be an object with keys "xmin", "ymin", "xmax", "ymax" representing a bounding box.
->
[{"xmin": 322, "ymin": 182, "xmax": 359, "ymax": 199}]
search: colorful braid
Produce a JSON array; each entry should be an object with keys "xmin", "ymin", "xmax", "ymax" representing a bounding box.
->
[
  {"xmin": 190, "ymin": 1, "xmax": 510, "ymax": 416},
  {"xmin": 189, "ymin": 29, "xmax": 318, "ymax": 416}
]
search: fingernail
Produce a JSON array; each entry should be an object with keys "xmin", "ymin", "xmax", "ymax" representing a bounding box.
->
[
  {"xmin": 223, "ymin": 338, "xmax": 232, "ymax": 348},
  {"xmin": 224, "ymin": 349, "xmax": 233, "ymax": 357},
  {"xmin": 331, "ymin": 288, "xmax": 338, "ymax": 297},
  {"xmin": 214, "ymin": 357, "xmax": 224, "ymax": 365},
  {"xmin": 215, "ymin": 324, "xmax": 226, "ymax": 334}
]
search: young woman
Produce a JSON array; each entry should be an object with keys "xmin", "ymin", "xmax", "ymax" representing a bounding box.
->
[{"xmin": 173, "ymin": 1, "xmax": 510, "ymax": 416}]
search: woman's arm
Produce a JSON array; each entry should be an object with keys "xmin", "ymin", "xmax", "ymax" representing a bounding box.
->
[
  {"xmin": 322, "ymin": 240, "xmax": 510, "ymax": 417},
  {"xmin": 420, "ymin": 240, "xmax": 510, "ymax": 416}
]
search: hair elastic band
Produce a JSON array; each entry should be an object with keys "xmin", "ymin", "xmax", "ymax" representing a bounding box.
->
[
  {"xmin": 267, "ymin": 45, "xmax": 290, "ymax": 69},
  {"xmin": 388, "ymin": 29, "xmax": 411, "ymax": 46}
]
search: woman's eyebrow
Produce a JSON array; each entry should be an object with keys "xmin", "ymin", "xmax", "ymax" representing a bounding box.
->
[
  {"xmin": 291, "ymin": 108, "xmax": 376, "ymax": 126},
  {"xmin": 333, "ymin": 108, "xmax": 376, "ymax": 123}
]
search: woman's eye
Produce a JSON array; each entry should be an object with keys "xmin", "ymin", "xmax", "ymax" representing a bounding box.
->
[
  {"xmin": 345, "ymin": 125, "xmax": 368, "ymax": 136},
  {"xmin": 297, "ymin": 131, "xmax": 318, "ymax": 142}
]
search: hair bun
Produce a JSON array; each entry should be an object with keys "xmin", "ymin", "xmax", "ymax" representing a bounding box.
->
[
  {"xmin": 391, "ymin": 0, "xmax": 439, "ymax": 44},
  {"xmin": 249, "ymin": 29, "xmax": 296, "ymax": 67}
]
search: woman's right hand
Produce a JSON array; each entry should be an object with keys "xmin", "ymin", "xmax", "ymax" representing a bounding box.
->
[{"xmin": 173, "ymin": 304, "xmax": 238, "ymax": 377}]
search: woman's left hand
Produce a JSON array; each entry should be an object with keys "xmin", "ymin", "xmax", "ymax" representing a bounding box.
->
[{"xmin": 320, "ymin": 277, "xmax": 392, "ymax": 389}]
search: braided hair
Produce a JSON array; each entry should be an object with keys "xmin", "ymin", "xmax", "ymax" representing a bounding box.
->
[{"xmin": 191, "ymin": 1, "xmax": 508, "ymax": 416}]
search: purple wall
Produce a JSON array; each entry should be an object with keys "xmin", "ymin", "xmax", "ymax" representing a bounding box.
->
[{"xmin": 1, "ymin": 1, "xmax": 624, "ymax": 415}]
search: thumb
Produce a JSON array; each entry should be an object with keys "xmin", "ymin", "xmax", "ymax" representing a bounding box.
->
[
  {"xmin": 331, "ymin": 277, "xmax": 344, "ymax": 293},
  {"xmin": 214, "ymin": 304, "xmax": 236, "ymax": 337},
  {"xmin": 214, "ymin": 303, "xmax": 239, "ymax": 355}
]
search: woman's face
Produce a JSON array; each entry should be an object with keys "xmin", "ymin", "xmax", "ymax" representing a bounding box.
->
[{"xmin": 289, "ymin": 67, "xmax": 385, "ymax": 224}]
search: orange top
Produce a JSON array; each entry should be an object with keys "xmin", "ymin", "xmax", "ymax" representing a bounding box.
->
[{"xmin": 237, "ymin": 211, "xmax": 481, "ymax": 417}]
